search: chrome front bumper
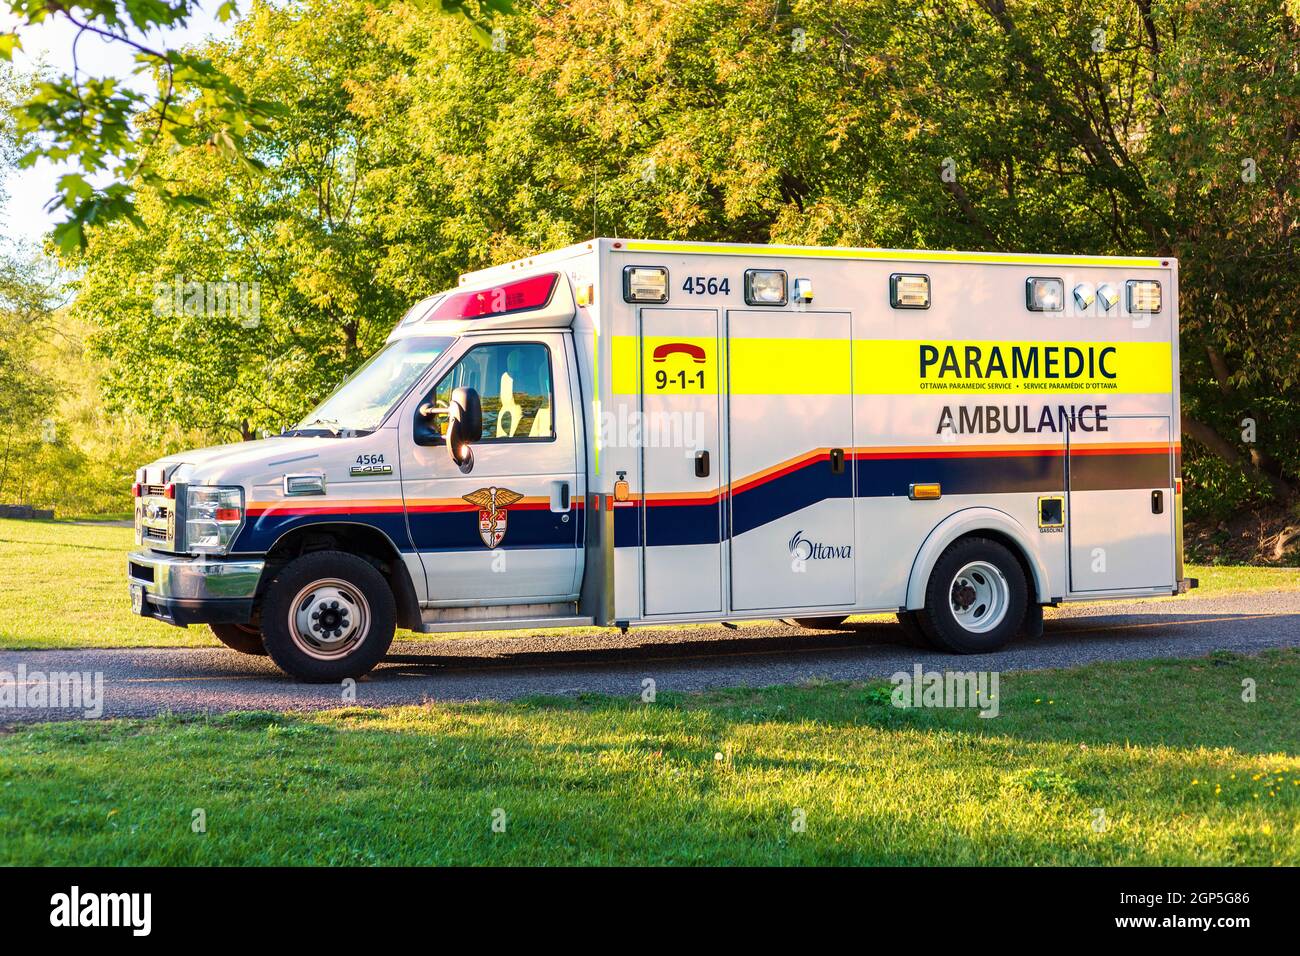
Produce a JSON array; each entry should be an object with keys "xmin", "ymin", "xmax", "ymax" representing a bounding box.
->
[{"xmin": 127, "ymin": 549, "xmax": 265, "ymax": 627}]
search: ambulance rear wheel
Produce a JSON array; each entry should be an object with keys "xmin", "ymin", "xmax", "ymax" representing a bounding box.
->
[
  {"xmin": 208, "ymin": 623, "xmax": 266, "ymax": 656},
  {"xmin": 260, "ymin": 551, "xmax": 396, "ymax": 682},
  {"xmin": 918, "ymin": 537, "xmax": 1027, "ymax": 654}
]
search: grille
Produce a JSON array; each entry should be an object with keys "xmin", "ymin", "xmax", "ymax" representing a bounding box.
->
[
  {"xmin": 143, "ymin": 484, "xmax": 166, "ymax": 497},
  {"xmin": 142, "ymin": 525, "xmax": 169, "ymax": 542}
]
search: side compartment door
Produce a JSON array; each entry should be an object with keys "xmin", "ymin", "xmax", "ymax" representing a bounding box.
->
[
  {"xmin": 1068, "ymin": 416, "xmax": 1175, "ymax": 592},
  {"xmin": 399, "ymin": 334, "xmax": 582, "ymax": 605},
  {"xmin": 727, "ymin": 310, "xmax": 856, "ymax": 611},
  {"xmin": 639, "ymin": 308, "xmax": 724, "ymax": 616}
]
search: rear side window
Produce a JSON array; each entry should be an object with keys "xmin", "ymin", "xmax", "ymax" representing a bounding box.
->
[{"xmin": 433, "ymin": 342, "xmax": 555, "ymax": 442}]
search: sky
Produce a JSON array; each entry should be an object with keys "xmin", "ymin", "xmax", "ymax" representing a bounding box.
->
[{"xmin": 1, "ymin": 5, "xmax": 236, "ymax": 247}]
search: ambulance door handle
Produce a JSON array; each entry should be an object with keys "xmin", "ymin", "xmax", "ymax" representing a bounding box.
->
[
  {"xmin": 550, "ymin": 480, "xmax": 571, "ymax": 512},
  {"xmin": 695, "ymin": 451, "xmax": 710, "ymax": 478},
  {"xmin": 1151, "ymin": 489, "xmax": 1164, "ymax": 514}
]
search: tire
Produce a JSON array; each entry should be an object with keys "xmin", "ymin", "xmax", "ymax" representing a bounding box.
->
[
  {"xmin": 208, "ymin": 623, "xmax": 266, "ymax": 656},
  {"xmin": 788, "ymin": 616, "xmax": 849, "ymax": 629},
  {"xmin": 259, "ymin": 551, "xmax": 397, "ymax": 682},
  {"xmin": 917, "ymin": 536, "xmax": 1028, "ymax": 654}
]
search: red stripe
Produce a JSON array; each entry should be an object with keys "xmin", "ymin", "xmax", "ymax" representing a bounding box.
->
[
  {"xmin": 247, "ymin": 505, "xmax": 404, "ymax": 517},
  {"xmin": 731, "ymin": 452, "xmax": 830, "ymax": 495},
  {"xmin": 854, "ymin": 448, "xmax": 1066, "ymax": 461}
]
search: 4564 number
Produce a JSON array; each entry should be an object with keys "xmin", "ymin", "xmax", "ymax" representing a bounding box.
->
[{"xmin": 681, "ymin": 276, "xmax": 730, "ymax": 295}]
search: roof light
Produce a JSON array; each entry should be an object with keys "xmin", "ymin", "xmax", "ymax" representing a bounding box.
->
[
  {"xmin": 623, "ymin": 266, "xmax": 669, "ymax": 304},
  {"xmin": 890, "ymin": 274, "xmax": 930, "ymax": 309},
  {"xmin": 1126, "ymin": 279, "xmax": 1162, "ymax": 313},
  {"xmin": 1073, "ymin": 283, "xmax": 1095, "ymax": 310},
  {"xmin": 744, "ymin": 269, "xmax": 787, "ymax": 305},
  {"xmin": 428, "ymin": 273, "xmax": 559, "ymax": 322},
  {"xmin": 1097, "ymin": 283, "xmax": 1120, "ymax": 312},
  {"xmin": 1026, "ymin": 277, "xmax": 1064, "ymax": 312}
]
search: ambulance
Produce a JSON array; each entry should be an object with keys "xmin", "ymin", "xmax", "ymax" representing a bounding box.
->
[{"xmin": 127, "ymin": 239, "xmax": 1195, "ymax": 681}]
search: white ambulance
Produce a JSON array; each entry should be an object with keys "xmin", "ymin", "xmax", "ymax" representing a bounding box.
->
[{"xmin": 128, "ymin": 239, "xmax": 1195, "ymax": 681}]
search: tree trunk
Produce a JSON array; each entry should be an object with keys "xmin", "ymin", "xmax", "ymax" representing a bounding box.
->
[{"xmin": 1181, "ymin": 413, "xmax": 1293, "ymax": 499}]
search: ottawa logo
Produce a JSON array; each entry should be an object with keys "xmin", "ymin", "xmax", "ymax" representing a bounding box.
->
[
  {"xmin": 462, "ymin": 486, "xmax": 525, "ymax": 549},
  {"xmin": 788, "ymin": 530, "xmax": 852, "ymax": 560}
]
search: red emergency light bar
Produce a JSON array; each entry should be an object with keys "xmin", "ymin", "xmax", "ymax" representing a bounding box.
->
[{"xmin": 429, "ymin": 273, "xmax": 559, "ymax": 322}]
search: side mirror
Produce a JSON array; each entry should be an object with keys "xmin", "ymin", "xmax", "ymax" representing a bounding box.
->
[{"xmin": 446, "ymin": 386, "xmax": 482, "ymax": 471}]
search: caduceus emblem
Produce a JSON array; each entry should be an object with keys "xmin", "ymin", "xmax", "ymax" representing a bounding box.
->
[{"xmin": 462, "ymin": 486, "xmax": 525, "ymax": 549}]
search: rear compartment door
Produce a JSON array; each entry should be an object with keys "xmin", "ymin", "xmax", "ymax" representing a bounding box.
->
[
  {"xmin": 1068, "ymin": 416, "xmax": 1175, "ymax": 592},
  {"xmin": 638, "ymin": 308, "xmax": 724, "ymax": 615},
  {"xmin": 726, "ymin": 310, "xmax": 856, "ymax": 611}
]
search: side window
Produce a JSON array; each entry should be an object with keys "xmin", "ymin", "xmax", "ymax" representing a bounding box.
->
[{"xmin": 432, "ymin": 343, "xmax": 554, "ymax": 442}]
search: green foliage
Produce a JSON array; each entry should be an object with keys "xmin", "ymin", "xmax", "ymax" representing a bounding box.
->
[
  {"xmin": 43, "ymin": 0, "xmax": 1300, "ymax": 503},
  {"xmin": 4, "ymin": 0, "xmax": 511, "ymax": 249},
  {"xmin": 1183, "ymin": 452, "xmax": 1273, "ymax": 524}
]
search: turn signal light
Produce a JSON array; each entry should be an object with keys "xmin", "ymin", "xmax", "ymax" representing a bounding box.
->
[{"xmin": 909, "ymin": 483, "xmax": 942, "ymax": 500}]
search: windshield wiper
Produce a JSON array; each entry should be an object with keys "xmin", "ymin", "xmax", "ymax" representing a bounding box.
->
[
  {"xmin": 283, "ymin": 419, "xmax": 374, "ymax": 438},
  {"xmin": 291, "ymin": 418, "xmax": 343, "ymax": 436}
]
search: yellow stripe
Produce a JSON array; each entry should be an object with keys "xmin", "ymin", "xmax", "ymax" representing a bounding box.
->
[
  {"xmin": 857, "ymin": 340, "xmax": 1172, "ymax": 394},
  {"xmin": 621, "ymin": 240, "xmax": 1167, "ymax": 269},
  {"xmin": 613, "ymin": 337, "xmax": 1172, "ymax": 395}
]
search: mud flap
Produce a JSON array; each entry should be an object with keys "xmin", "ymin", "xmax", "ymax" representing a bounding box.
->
[{"xmin": 1019, "ymin": 603, "xmax": 1045, "ymax": 640}]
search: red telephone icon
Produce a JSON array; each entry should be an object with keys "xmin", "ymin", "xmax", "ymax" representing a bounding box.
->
[{"xmin": 652, "ymin": 342, "xmax": 707, "ymax": 364}]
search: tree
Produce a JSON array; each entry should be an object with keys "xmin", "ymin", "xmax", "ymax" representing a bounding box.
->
[
  {"xmin": 1, "ymin": 0, "xmax": 513, "ymax": 251},
  {"xmin": 68, "ymin": 0, "xmax": 1300, "ymax": 509}
]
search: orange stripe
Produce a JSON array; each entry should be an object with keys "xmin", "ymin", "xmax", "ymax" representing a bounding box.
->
[{"xmin": 250, "ymin": 441, "xmax": 1180, "ymax": 515}]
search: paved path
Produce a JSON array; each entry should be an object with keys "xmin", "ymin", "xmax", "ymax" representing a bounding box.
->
[{"xmin": 1, "ymin": 590, "xmax": 1297, "ymax": 721}]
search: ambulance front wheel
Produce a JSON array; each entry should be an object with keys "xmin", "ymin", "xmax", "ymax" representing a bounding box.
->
[
  {"xmin": 918, "ymin": 537, "xmax": 1028, "ymax": 654},
  {"xmin": 259, "ymin": 551, "xmax": 397, "ymax": 682}
]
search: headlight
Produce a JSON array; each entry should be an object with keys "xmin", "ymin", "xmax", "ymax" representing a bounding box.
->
[{"xmin": 186, "ymin": 486, "xmax": 244, "ymax": 554}]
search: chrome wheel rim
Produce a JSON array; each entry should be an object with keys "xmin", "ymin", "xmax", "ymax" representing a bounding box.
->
[
  {"xmin": 949, "ymin": 561, "xmax": 1009, "ymax": 634},
  {"xmin": 288, "ymin": 578, "xmax": 370, "ymax": 660}
]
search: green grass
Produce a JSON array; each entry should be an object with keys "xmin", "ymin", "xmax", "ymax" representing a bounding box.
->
[
  {"xmin": 0, "ymin": 650, "xmax": 1297, "ymax": 865},
  {"xmin": 1, "ymin": 517, "xmax": 1297, "ymax": 649}
]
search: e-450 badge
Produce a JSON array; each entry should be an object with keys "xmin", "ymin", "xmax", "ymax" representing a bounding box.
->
[{"xmin": 462, "ymin": 486, "xmax": 525, "ymax": 549}]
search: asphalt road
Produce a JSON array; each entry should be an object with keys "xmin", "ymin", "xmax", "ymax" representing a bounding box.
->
[{"xmin": 2, "ymin": 590, "xmax": 1298, "ymax": 721}]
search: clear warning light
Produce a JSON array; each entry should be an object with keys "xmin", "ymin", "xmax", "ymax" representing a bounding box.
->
[
  {"xmin": 890, "ymin": 274, "xmax": 929, "ymax": 309},
  {"xmin": 1026, "ymin": 277, "xmax": 1064, "ymax": 312},
  {"xmin": 1126, "ymin": 279, "xmax": 1162, "ymax": 313}
]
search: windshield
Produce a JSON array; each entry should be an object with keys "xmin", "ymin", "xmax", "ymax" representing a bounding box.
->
[{"xmin": 292, "ymin": 336, "xmax": 453, "ymax": 435}]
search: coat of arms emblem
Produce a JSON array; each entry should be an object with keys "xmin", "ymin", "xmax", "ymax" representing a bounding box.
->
[{"xmin": 462, "ymin": 486, "xmax": 525, "ymax": 549}]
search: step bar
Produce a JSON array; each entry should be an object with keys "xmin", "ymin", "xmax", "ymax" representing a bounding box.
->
[{"xmin": 418, "ymin": 602, "xmax": 594, "ymax": 634}]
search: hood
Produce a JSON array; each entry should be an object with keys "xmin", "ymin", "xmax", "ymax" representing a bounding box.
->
[{"xmin": 137, "ymin": 435, "xmax": 350, "ymax": 488}]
